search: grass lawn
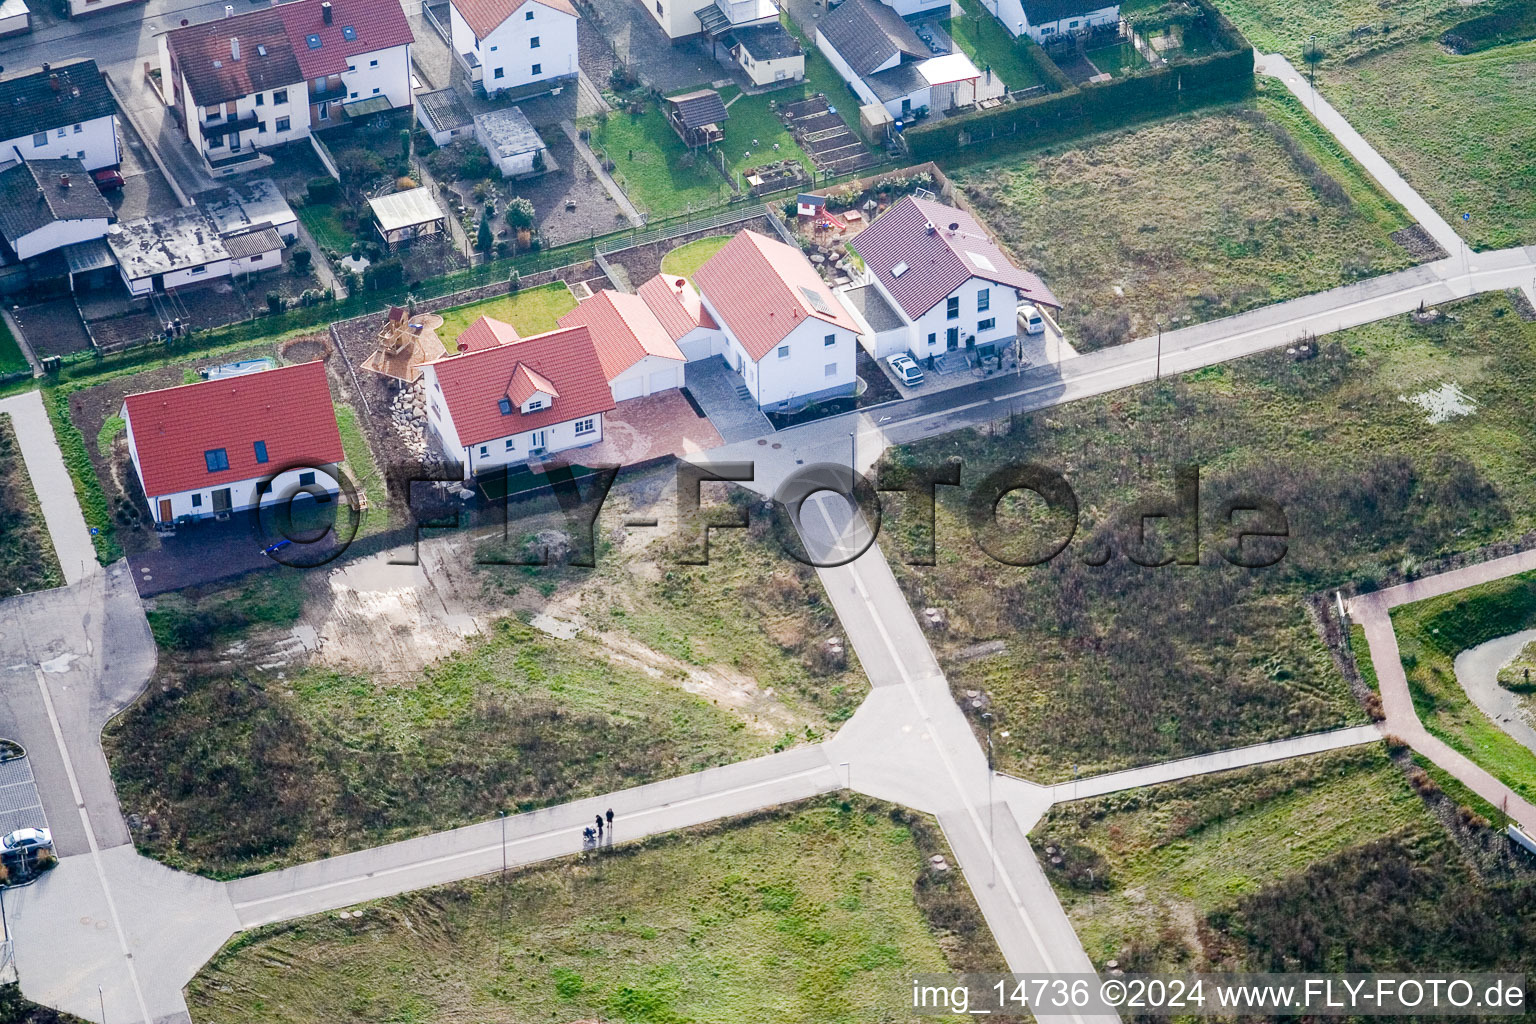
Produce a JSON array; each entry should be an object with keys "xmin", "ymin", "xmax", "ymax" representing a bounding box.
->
[
  {"xmin": 889, "ymin": 292, "xmax": 1536, "ymax": 780},
  {"xmin": 951, "ymin": 91, "xmax": 1419, "ymax": 349},
  {"xmin": 0, "ymin": 413, "xmax": 63, "ymax": 595},
  {"xmin": 660, "ymin": 234, "xmax": 732, "ymax": 278},
  {"xmin": 1212, "ymin": 0, "xmax": 1460, "ymax": 60},
  {"xmin": 188, "ymin": 798, "xmax": 1005, "ymax": 1024},
  {"xmin": 1321, "ymin": 37, "xmax": 1536, "ymax": 249},
  {"xmin": 583, "ymin": 105, "xmax": 734, "ymax": 219},
  {"xmin": 296, "ymin": 202, "xmax": 357, "ymax": 254},
  {"xmin": 945, "ymin": 0, "xmax": 1047, "ymax": 92},
  {"xmin": 1390, "ymin": 572, "xmax": 1536, "ymax": 803},
  {"xmin": 0, "ymin": 315, "xmax": 28, "ymax": 376},
  {"xmin": 333, "ymin": 404, "xmax": 385, "ymax": 536},
  {"xmin": 1082, "ymin": 39, "xmax": 1145, "ymax": 77},
  {"xmin": 1032, "ymin": 745, "xmax": 1536, "ymax": 971},
  {"xmin": 436, "ymin": 280, "xmax": 578, "ymax": 350}
]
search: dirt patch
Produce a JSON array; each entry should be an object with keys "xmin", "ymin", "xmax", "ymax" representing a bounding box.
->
[
  {"xmin": 279, "ymin": 335, "xmax": 334, "ymax": 363},
  {"xmin": 1391, "ymin": 223, "xmax": 1450, "ymax": 262},
  {"xmin": 12, "ymin": 299, "xmax": 92, "ymax": 358},
  {"xmin": 601, "ymin": 215, "xmax": 779, "ymax": 285}
]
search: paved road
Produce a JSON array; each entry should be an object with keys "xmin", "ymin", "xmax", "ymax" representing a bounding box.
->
[
  {"xmin": 0, "ymin": 392, "xmax": 97, "ymax": 587},
  {"xmin": 1257, "ymin": 53, "xmax": 1465, "ymax": 257},
  {"xmin": 1349, "ymin": 550, "xmax": 1536, "ymax": 829},
  {"xmin": 1453, "ymin": 629, "xmax": 1536, "ymax": 755}
]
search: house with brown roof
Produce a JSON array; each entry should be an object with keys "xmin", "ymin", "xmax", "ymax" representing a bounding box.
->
[
  {"xmin": 421, "ymin": 318, "xmax": 615, "ymax": 478},
  {"xmin": 846, "ymin": 194, "xmax": 1059, "ymax": 361},
  {"xmin": 159, "ymin": 0, "xmax": 414, "ymax": 175},
  {"xmin": 557, "ymin": 287, "xmax": 687, "ymax": 401},
  {"xmin": 691, "ymin": 229, "xmax": 861, "ymax": 411},
  {"xmin": 121, "ymin": 361, "xmax": 344, "ymax": 526},
  {"xmin": 448, "ymin": 0, "xmax": 577, "ymax": 99}
]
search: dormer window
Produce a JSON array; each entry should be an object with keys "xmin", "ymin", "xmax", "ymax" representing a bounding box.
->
[
  {"xmin": 306, "ymin": 33, "xmax": 322, "ymax": 49},
  {"xmin": 526, "ymin": 399, "xmax": 544, "ymax": 412}
]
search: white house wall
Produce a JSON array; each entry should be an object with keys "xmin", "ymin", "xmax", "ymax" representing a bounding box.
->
[
  {"xmin": 15, "ymin": 217, "xmax": 108, "ymax": 261},
  {"xmin": 187, "ymin": 77, "xmax": 314, "ymax": 157},
  {"xmin": 2, "ymin": 115, "xmax": 119, "ymax": 171},
  {"xmin": 67, "ymin": 0, "xmax": 141, "ymax": 16},
  {"xmin": 230, "ymin": 247, "xmax": 281, "ymax": 276},
  {"xmin": 676, "ymin": 325, "xmax": 723, "ymax": 362},
  {"xmin": 882, "ymin": 0, "xmax": 949, "ymax": 17},
  {"xmin": 640, "ymin": 0, "xmax": 703, "ymax": 41},
  {"xmin": 815, "ymin": 32, "xmax": 879, "ymax": 108},
  {"xmin": 341, "ymin": 44, "xmax": 413, "ymax": 109},
  {"xmin": 147, "ymin": 466, "xmax": 342, "ymax": 523},
  {"xmin": 898, "ymin": 275, "xmax": 1018, "ymax": 359},
  {"xmin": 452, "ymin": 0, "xmax": 576, "ymax": 91},
  {"xmin": 611, "ymin": 353, "xmax": 684, "ymax": 401},
  {"xmin": 461, "ymin": 415, "xmax": 605, "ymax": 476},
  {"xmin": 736, "ymin": 49, "xmax": 804, "ymax": 87},
  {"xmin": 165, "ymin": 257, "xmax": 233, "ymax": 290}
]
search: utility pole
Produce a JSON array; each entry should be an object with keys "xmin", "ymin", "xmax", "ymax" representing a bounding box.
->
[{"xmin": 1308, "ymin": 34, "xmax": 1317, "ymax": 87}]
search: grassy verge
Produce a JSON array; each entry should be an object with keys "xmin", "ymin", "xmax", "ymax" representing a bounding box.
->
[
  {"xmin": 0, "ymin": 413, "xmax": 64, "ymax": 594},
  {"xmin": 143, "ymin": 571, "xmax": 309, "ymax": 651},
  {"xmin": 1320, "ymin": 37, "xmax": 1536, "ymax": 249},
  {"xmin": 0, "ymin": 983, "xmax": 89, "ymax": 1024},
  {"xmin": 1349, "ymin": 624, "xmax": 1379, "ymax": 692},
  {"xmin": 1411, "ymin": 752, "xmax": 1503, "ymax": 824},
  {"xmin": 0, "ymin": 314, "xmax": 28, "ymax": 376},
  {"xmin": 951, "ymin": 94, "xmax": 1417, "ymax": 349},
  {"xmin": 659, "ymin": 234, "xmax": 732, "ymax": 278},
  {"xmin": 583, "ymin": 105, "xmax": 734, "ymax": 219},
  {"xmin": 436, "ymin": 280, "xmax": 577, "ymax": 349},
  {"xmin": 187, "ymin": 798, "xmax": 1005, "ymax": 1023},
  {"xmin": 333, "ymin": 404, "xmax": 385, "ymax": 536},
  {"xmin": 1389, "ymin": 572, "xmax": 1536, "ymax": 802},
  {"xmin": 41, "ymin": 387, "xmax": 119, "ymax": 564},
  {"xmin": 1032, "ymin": 745, "xmax": 1536, "ymax": 971},
  {"xmin": 1212, "ymin": 0, "xmax": 1460, "ymax": 60},
  {"xmin": 890, "ymin": 292, "xmax": 1536, "ymax": 780}
]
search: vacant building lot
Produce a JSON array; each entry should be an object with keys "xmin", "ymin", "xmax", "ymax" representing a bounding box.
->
[
  {"xmin": 1321, "ymin": 38, "xmax": 1536, "ymax": 250},
  {"xmin": 106, "ymin": 470, "xmax": 869, "ymax": 876},
  {"xmin": 0, "ymin": 413, "xmax": 63, "ymax": 595},
  {"xmin": 187, "ymin": 799, "xmax": 1004, "ymax": 1023},
  {"xmin": 1216, "ymin": 0, "xmax": 1458, "ymax": 59},
  {"xmin": 1032, "ymin": 745, "xmax": 1536, "ymax": 971},
  {"xmin": 889, "ymin": 293, "xmax": 1536, "ymax": 780},
  {"xmin": 951, "ymin": 93, "xmax": 1423, "ymax": 350}
]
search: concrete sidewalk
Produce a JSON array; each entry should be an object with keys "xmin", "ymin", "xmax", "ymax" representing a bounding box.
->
[{"xmin": 0, "ymin": 391, "xmax": 97, "ymax": 586}]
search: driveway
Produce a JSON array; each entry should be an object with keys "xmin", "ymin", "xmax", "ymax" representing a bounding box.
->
[{"xmin": 683, "ymin": 355, "xmax": 774, "ymax": 443}]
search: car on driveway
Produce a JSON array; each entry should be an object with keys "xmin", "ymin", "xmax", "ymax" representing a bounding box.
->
[
  {"xmin": 1, "ymin": 827, "xmax": 52, "ymax": 853},
  {"xmin": 92, "ymin": 168, "xmax": 125, "ymax": 193},
  {"xmin": 887, "ymin": 352, "xmax": 924, "ymax": 387},
  {"xmin": 1020, "ymin": 303, "xmax": 1046, "ymax": 335}
]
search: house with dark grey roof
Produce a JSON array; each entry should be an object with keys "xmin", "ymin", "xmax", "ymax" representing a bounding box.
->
[
  {"xmin": 726, "ymin": 23, "xmax": 803, "ymax": 87},
  {"xmin": 0, "ymin": 60, "xmax": 120, "ymax": 172},
  {"xmin": 844, "ymin": 194, "xmax": 1059, "ymax": 360},
  {"xmin": 993, "ymin": 0, "xmax": 1119, "ymax": 42},
  {"xmin": 0, "ymin": 159, "xmax": 112, "ymax": 265},
  {"xmin": 815, "ymin": 0, "xmax": 981, "ymax": 118},
  {"xmin": 158, "ymin": 0, "xmax": 414, "ymax": 175}
]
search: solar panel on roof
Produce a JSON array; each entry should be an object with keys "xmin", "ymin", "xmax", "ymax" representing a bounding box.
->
[{"xmin": 799, "ymin": 285, "xmax": 831, "ymax": 314}]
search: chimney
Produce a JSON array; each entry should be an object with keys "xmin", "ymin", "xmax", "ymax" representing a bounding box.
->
[
  {"xmin": 224, "ymin": 4, "xmax": 233, "ymax": 17},
  {"xmin": 322, "ymin": 1, "xmax": 333, "ymax": 24},
  {"xmin": 59, "ymin": 173, "xmax": 71, "ymax": 189},
  {"xmin": 924, "ymin": 221, "xmax": 936, "ymax": 235},
  {"xmin": 231, "ymin": 37, "xmax": 240, "ymax": 60},
  {"xmin": 41, "ymin": 62, "xmax": 50, "ymax": 73},
  {"xmin": 49, "ymin": 73, "xmax": 60, "ymax": 92}
]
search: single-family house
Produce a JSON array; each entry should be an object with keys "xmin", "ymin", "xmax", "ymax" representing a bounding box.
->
[
  {"xmin": 160, "ymin": 0, "xmax": 414, "ymax": 174},
  {"xmin": 993, "ymin": 0, "xmax": 1120, "ymax": 41},
  {"xmin": 636, "ymin": 272, "xmax": 718, "ymax": 361},
  {"xmin": 0, "ymin": 0, "xmax": 30, "ymax": 39},
  {"xmin": 122, "ymin": 361, "xmax": 344, "ymax": 526},
  {"xmin": 647, "ymin": 0, "xmax": 779, "ymax": 46},
  {"xmin": 816, "ymin": 0, "xmax": 981, "ymax": 119},
  {"xmin": 107, "ymin": 207, "xmax": 283, "ymax": 296},
  {"xmin": 558, "ymin": 288, "xmax": 687, "ymax": 401},
  {"xmin": 472, "ymin": 106, "xmax": 548, "ymax": 176},
  {"xmin": 727, "ymin": 23, "xmax": 804, "ymax": 86},
  {"xmin": 415, "ymin": 87, "xmax": 475, "ymax": 146},
  {"xmin": 193, "ymin": 179, "xmax": 299, "ymax": 243},
  {"xmin": 845, "ymin": 194, "xmax": 1059, "ymax": 360},
  {"xmin": 692, "ymin": 229, "xmax": 861, "ymax": 410},
  {"xmin": 422, "ymin": 318, "xmax": 615, "ymax": 478},
  {"xmin": 368, "ymin": 188, "xmax": 447, "ymax": 247},
  {"xmin": 880, "ymin": 0, "xmax": 950, "ymax": 19},
  {"xmin": 0, "ymin": 159, "xmax": 112, "ymax": 263},
  {"xmin": 0, "ymin": 60, "xmax": 120, "ymax": 172},
  {"xmin": 64, "ymin": 0, "xmax": 144, "ymax": 18},
  {"xmin": 449, "ymin": 0, "xmax": 578, "ymax": 98}
]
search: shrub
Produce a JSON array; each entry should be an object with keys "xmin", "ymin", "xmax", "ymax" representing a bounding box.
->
[
  {"xmin": 504, "ymin": 196, "xmax": 535, "ymax": 230},
  {"xmin": 1078, "ymin": 310, "xmax": 1132, "ymax": 349},
  {"xmin": 364, "ymin": 257, "xmax": 405, "ymax": 292},
  {"xmin": 306, "ymin": 176, "xmax": 341, "ymax": 204},
  {"xmin": 508, "ymin": 269, "xmax": 521, "ymax": 291},
  {"xmin": 477, "ymin": 214, "xmax": 493, "ymax": 252},
  {"xmin": 291, "ymin": 248, "xmax": 313, "ymax": 274},
  {"xmin": 336, "ymin": 148, "xmax": 386, "ymax": 186},
  {"xmin": 265, "ymin": 291, "xmax": 284, "ymax": 314}
]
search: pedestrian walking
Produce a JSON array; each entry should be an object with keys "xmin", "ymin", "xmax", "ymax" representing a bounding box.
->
[
  {"xmin": 606, "ymin": 808, "xmax": 614, "ymax": 828},
  {"xmin": 595, "ymin": 814, "xmax": 604, "ymax": 836}
]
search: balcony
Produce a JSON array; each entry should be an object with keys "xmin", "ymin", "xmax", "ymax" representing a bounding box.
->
[
  {"xmin": 200, "ymin": 112, "xmax": 260, "ymax": 141},
  {"xmin": 309, "ymin": 83, "xmax": 348, "ymax": 105}
]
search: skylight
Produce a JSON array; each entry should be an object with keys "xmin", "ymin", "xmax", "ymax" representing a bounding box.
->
[
  {"xmin": 306, "ymin": 33, "xmax": 322, "ymax": 49},
  {"xmin": 341, "ymin": 25, "xmax": 357, "ymax": 40},
  {"xmin": 257, "ymin": 44, "xmax": 267, "ymax": 56},
  {"xmin": 966, "ymin": 250, "xmax": 996, "ymax": 272},
  {"xmin": 890, "ymin": 261, "xmax": 908, "ymax": 278},
  {"xmin": 498, "ymin": 397, "xmax": 513, "ymax": 415}
]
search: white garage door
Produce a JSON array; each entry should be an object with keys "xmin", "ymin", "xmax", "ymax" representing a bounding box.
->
[
  {"xmin": 648, "ymin": 366, "xmax": 681, "ymax": 392},
  {"xmin": 612, "ymin": 375, "xmax": 644, "ymax": 402}
]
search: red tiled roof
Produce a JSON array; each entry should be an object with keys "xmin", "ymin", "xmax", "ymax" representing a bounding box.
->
[
  {"xmin": 507, "ymin": 362, "xmax": 558, "ymax": 405},
  {"xmin": 165, "ymin": 0, "xmax": 413, "ymax": 106},
  {"xmin": 692, "ymin": 230, "xmax": 858, "ymax": 362},
  {"xmin": 637, "ymin": 273, "xmax": 717, "ymax": 341},
  {"xmin": 429, "ymin": 319, "xmax": 615, "ymax": 447},
  {"xmin": 558, "ymin": 289, "xmax": 685, "ymax": 383},
  {"xmin": 123, "ymin": 361, "xmax": 343, "ymax": 499},
  {"xmin": 849, "ymin": 196, "xmax": 1060, "ymax": 318},
  {"xmin": 455, "ymin": 315, "xmax": 521, "ymax": 353},
  {"xmin": 452, "ymin": 0, "xmax": 578, "ymax": 40}
]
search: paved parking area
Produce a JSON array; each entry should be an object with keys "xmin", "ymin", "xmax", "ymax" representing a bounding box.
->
[
  {"xmin": 576, "ymin": 388, "xmax": 723, "ymax": 466},
  {"xmin": 683, "ymin": 355, "xmax": 773, "ymax": 443}
]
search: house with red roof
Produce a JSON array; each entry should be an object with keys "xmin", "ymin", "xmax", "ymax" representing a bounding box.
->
[
  {"xmin": 448, "ymin": 0, "xmax": 577, "ymax": 99},
  {"xmin": 422, "ymin": 318, "xmax": 615, "ymax": 478},
  {"xmin": 159, "ymin": 0, "xmax": 414, "ymax": 174},
  {"xmin": 637, "ymin": 273, "xmax": 719, "ymax": 361},
  {"xmin": 845, "ymin": 194, "xmax": 1060, "ymax": 361},
  {"xmin": 557, "ymin": 286, "xmax": 687, "ymax": 401},
  {"xmin": 691, "ymin": 229, "xmax": 861, "ymax": 411},
  {"xmin": 121, "ymin": 361, "xmax": 345, "ymax": 525}
]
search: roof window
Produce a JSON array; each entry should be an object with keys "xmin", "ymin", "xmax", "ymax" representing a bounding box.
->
[
  {"xmin": 341, "ymin": 25, "xmax": 357, "ymax": 40},
  {"xmin": 307, "ymin": 34, "xmax": 323, "ymax": 49},
  {"xmin": 498, "ymin": 397, "xmax": 513, "ymax": 415},
  {"xmin": 890, "ymin": 261, "xmax": 908, "ymax": 278}
]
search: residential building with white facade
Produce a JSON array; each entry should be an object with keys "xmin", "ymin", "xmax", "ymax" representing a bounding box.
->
[
  {"xmin": 64, "ymin": 0, "xmax": 144, "ymax": 18},
  {"xmin": 423, "ymin": 317, "xmax": 616, "ymax": 478},
  {"xmin": 992, "ymin": 0, "xmax": 1119, "ymax": 42},
  {"xmin": 122, "ymin": 361, "xmax": 344, "ymax": 526},
  {"xmin": 449, "ymin": 0, "xmax": 578, "ymax": 98},
  {"xmin": 817, "ymin": 0, "xmax": 981, "ymax": 119},
  {"xmin": 0, "ymin": 159, "xmax": 112, "ymax": 263},
  {"xmin": 160, "ymin": 0, "xmax": 413, "ymax": 175},
  {"xmin": 558, "ymin": 287, "xmax": 687, "ymax": 401},
  {"xmin": 844, "ymin": 195, "xmax": 1059, "ymax": 361},
  {"xmin": 107, "ymin": 208, "xmax": 283, "ymax": 296},
  {"xmin": 0, "ymin": 60, "xmax": 120, "ymax": 172},
  {"xmin": 647, "ymin": 0, "xmax": 779, "ymax": 47},
  {"xmin": 691, "ymin": 229, "xmax": 861, "ymax": 410}
]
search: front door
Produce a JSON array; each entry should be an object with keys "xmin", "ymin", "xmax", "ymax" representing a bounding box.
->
[
  {"xmin": 158, "ymin": 499, "xmax": 172, "ymax": 522},
  {"xmin": 946, "ymin": 327, "xmax": 959, "ymax": 350},
  {"xmin": 529, "ymin": 430, "xmax": 547, "ymax": 454},
  {"xmin": 212, "ymin": 488, "xmax": 232, "ymax": 513}
]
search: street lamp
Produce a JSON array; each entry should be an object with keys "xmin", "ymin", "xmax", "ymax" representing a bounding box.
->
[
  {"xmin": 983, "ymin": 711, "xmax": 995, "ymax": 885},
  {"xmin": 1155, "ymin": 318, "xmax": 1164, "ymax": 381},
  {"xmin": 848, "ymin": 429, "xmax": 856, "ymax": 482}
]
